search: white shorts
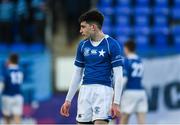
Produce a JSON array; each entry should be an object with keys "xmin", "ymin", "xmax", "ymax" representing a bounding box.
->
[
  {"xmin": 2, "ymin": 95, "xmax": 24, "ymax": 116},
  {"xmin": 120, "ymin": 90, "xmax": 148, "ymax": 114},
  {"xmin": 76, "ymin": 84, "xmax": 113, "ymax": 122}
]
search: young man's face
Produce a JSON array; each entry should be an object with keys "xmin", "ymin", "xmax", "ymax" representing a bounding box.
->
[{"xmin": 80, "ymin": 21, "xmax": 94, "ymax": 39}]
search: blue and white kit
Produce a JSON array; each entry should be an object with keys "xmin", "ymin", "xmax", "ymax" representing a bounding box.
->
[
  {"xmin": 66, "ymin": 35, "xmax": 124, "ymax": 122},
  {"xmin": 1, "ymin": 65, "xmax": 24, "ymax": 116},
  {"xmin": 121, "ymin": 54, "xmax": 148, "ymax": 114}
]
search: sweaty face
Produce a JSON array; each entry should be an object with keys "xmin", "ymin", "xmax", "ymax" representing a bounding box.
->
[{"xmin": 80, "ymin": 21, "xmax": 94, "ymax": 39}]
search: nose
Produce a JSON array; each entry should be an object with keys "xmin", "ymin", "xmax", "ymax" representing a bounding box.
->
[{"xmin": 80, "ymin": 28, "xmax": 83, "ymax": 34}]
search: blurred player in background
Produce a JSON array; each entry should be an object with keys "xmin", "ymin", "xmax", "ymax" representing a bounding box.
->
[
  {"xmin": 120, "ymin": 40, "xmax": 148, "ymax": 124},
  {"xmin": 1, "ymin": 53, "xmax": 24, "ymax": 124},
  {"xmin": 60, "ymin": 9, "xmax": 124, "ymax": 124}
]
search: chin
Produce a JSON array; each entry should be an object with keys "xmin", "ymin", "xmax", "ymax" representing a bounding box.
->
[{"xmin": 82, "ymin": 35, "xmax": 88, "ymax": 39}]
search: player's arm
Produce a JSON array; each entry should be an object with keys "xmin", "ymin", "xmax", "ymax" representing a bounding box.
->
[
  {"xmin": 113, "ymin": 66, "xmax": 123, "ymax": 105},
  {"xmin": 66, "ymin": 40, "xmax": 85, "ymax": 102},
  {"xmin": 60, "ymin": 41, "xmax": 85, "ymax": 117},
  {"xmin": 0, "ymin": 80, "xmax": 4, "ymax": 94},
  {"xmin": 111, "ymin": 66, "xmax": 123, "ymax": 118},
  {"xmin": 111, "ymin": 62, "xmax": 128, "ymax": 118},
  {"xmin": 109, "ymin": 40, "xmax": 124, "ymax": 118},
  {"xmin": 0, "ymin": 71, "xmax": 7, "ymax": 94},
  {"xmin": 65, "ymin": 66, "xmax": 84, "ymax": 102},
  {"xmin": 60, "ymin": 66, "xmax": 83, "ymax": 117}
]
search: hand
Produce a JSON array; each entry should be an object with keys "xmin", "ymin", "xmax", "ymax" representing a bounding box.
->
[
  {"xmin": 111, "ymin": 103, "xmax": 121, "ymax": 118},
  {"xmin": 60, "ymin": 100, "xmax": 71, "ymax": 117}
]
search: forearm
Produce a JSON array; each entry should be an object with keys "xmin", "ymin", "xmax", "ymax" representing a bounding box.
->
[
  {"xmin": 65, "ymin": 66, "xmax": 83, "ymax": 102},
  {"xmin": 113, "ymin": 66, "xmax": 123, "ymax": 105}
]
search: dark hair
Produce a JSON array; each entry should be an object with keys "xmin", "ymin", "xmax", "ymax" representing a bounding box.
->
[
  {"xmin": 9, "ymin": 53, "xmax": 19, "ymax": 64},
  {"xmin": 78, "ymin": 9, "xmax": 104, "ymax": 29},
  {"xmin": 124, "ymin": 40, "xmax": 136, "ymax": 52}
]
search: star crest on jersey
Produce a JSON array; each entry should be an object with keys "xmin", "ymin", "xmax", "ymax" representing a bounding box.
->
[{"xmin": 99, "ymin": 49, "xmax": 106, "ymax": 57}]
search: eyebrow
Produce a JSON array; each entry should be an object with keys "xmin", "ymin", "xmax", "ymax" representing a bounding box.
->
[{"xmin": 80, "ymin": 24, "xmax": 85, "ymax": 27}]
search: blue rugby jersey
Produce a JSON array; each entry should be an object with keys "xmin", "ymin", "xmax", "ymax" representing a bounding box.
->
[
  {"xmin": 123, "ymin": 54, "xmax": 144, "ymax": 90},
  {"xmin": 2, "ymin": 65, "xmax": 23, "ymax": 96},
  {"xmin": 74, "ymin": 35, "xmax": 123, "ymax": 87}
]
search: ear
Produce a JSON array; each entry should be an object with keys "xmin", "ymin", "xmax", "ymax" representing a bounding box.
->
[{"xmin": 92, "ymin": 24, "xmax": 97, "ymax": 31}]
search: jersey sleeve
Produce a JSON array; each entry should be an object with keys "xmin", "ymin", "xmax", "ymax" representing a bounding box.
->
[
  {"xmin": 110, "ymin": 40, "xmax": 124, "ymax": 67},
  {"xmin": 74, "ymin": 41, "xmax": 85, "ymax": 67},
  {"xmin": 123, "ymin": 58, "xmax": 129, "ymax": 77},
  {"xmin": 2, "ymin": 68, "xmax": 9, "ymax": 84}
]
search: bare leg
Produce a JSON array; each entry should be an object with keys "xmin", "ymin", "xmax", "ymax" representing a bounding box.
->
[
  {"xmin": 120, "ymin": 113, "xmax": 130, "ymax": 125},
  {"xmin": 13, "ymin": 115, "xmax": 22, "ymax": 124},
  {"xmin": 136, "ymin": 112, "xmax": 146, "ymax": 124},
  {"xmin": 94, "ymin": 120, "xmax": 108, "ymax": 125},
  {"xmin": 3, "ymin": 115, "xmax": 11, "ymax": 124}
]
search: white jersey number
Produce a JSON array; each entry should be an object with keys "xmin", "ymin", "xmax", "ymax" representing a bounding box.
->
[
  {"xmin": 10, "ymin": 72, "xmax": 23, "ymax": 85},
  {"xmin": 131, "ymin": 62, "xmax": 143, "ymax": 77}
]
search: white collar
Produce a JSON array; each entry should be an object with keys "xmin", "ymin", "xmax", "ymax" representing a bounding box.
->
[
  {"xmin": 127, "ymin": 54, "xmax": 138, "ymax": 59},
  {"xmin": 8, "ymin": 64, "xmax": 18, "ymax": 69},
  {"xmin": 90, "ymin": 34, "xmax": 109, "ymax": 43},
  {"xmin": 90, "ymin": 34, "xmax": 109, "ymax": 47},
  {"xmin": 104, "ymin": 34, "xmax": 109, "ymax": 39}
]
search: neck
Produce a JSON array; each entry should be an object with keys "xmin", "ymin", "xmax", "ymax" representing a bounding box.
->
[
  {"xmin": 128, "ymin": 52, "xmax": 135, "ymax": 55},
  {"xmin": 90, "ymin": 30, "xmax": 105, "ymax": 42},
  {"xmin": 9, "ymin": 63, "xmax": 17, "ymax": 66}
]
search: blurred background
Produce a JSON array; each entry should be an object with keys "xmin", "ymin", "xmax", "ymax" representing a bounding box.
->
[{"xmin": 0, "ymin": 0, "xmax": 180, "ymax": 124}]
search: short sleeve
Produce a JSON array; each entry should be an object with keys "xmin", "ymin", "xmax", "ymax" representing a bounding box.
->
[
  {"xmin": 74, "ymin": 41, "xmax": 85, "ymax": 67},
  {"xmin": 110, "ymin": 40, "xmax": 123, "ymax": 67}
]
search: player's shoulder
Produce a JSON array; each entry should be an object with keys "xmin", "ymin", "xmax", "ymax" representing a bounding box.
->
[
  {"xmin": 8, "ymin": 65, "xmax": 22, "ymax": 72},
  {"xmin": 134, "ymin": 55, "xmax": 142, "ymax": 62},
  {"xmin": 106, "ymin": 35, "xmax": 122, "ymax": 47},
  {"xmin": 128, "ymin": 55, "xmax": 142, "ymax": 64},
  {"xmin": 106, "ymin": 35, "xmax": 118, "ymax": 43},
  {"xmin": 76, "ymin": 39, "xmax": 89, "ymax": 52},
  {"xmin": 137, "ymin": 56, "xmax": 142, "ymax": 62},
  {"xmin": 78, "ymin": 39, "xmax": 89, "ymax": 46}
]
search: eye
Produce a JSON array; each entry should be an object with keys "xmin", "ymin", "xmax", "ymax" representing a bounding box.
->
[{"xmin": 81, "ymin": 25, "xmax": 85, "ymax": 28}]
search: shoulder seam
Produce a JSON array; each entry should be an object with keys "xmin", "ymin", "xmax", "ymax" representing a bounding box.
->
[
  {"xmin": 114, "ymin": 39, "xmax": 121, "ymax": 49},
  {"xmin": 81, "ymin": 40, "xmax": 88, "ymax": 52},
  {"xmin": 105, "ymin": 38, "xmax": 111, "ymax": 55}
]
